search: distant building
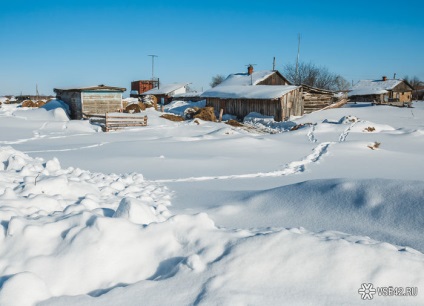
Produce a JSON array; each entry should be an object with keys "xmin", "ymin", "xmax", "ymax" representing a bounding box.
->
[
  {"xmin": 140, "ymin": 83, "xmax": 189, "ymax": 105},
  {"xmin": 348, "ymin": 77, "xmax": 414, "ymax": 106},
  {"xmin": 54, "ymin": 85, "xmax": 126, "ymax": 119},
  {"xmin": 15, "ymin": 95, "xmax": 54, "ymax": 103},
  {"xmin": 130, "ymin": 80, "xmax": 159, "ymax": 98}
]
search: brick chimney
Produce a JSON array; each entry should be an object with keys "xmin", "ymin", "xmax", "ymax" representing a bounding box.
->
[
  {"xmin": 382, "ymin": 76, "xmax": 387, "ymax": 81},
  {"xmin": 247, "ymin": 65, "xmax": 254, "ymax": 75}
]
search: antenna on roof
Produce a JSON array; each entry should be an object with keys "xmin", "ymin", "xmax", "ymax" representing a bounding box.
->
[
  {"xmin": 393, "ymin": 73, "xmax": 397, "ymax": 79},
  {"xmin": 148, "ymin": 55, "xmax": 158, "ymax": 83},
  {"xmin": 295, "ymin": 33, "xmax": 301, "ymax": 85},
  {"xmin": 273, "ymin": 57, "xmax": 276, "ymax": 71}
]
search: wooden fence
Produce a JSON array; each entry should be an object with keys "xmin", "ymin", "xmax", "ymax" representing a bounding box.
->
[{"xmin": 84, "ymin": 113, "xmax": 148, "ymax": 132}]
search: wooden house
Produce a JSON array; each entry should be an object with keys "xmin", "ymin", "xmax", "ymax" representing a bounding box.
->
[
  {"xmin": 140, "ymin": 83, "xmax": 188, "ymax": 105},
  {"xmin": 54, "ymin": 85, "xmax": 126, "ymax": 119},
  {"xmin": 201, "ymin": 85, "xmax": 302, "ymax": 122},
  {"xmin": 302, "ymin": 85, "xmax": 336, "ymax": 114},
  {"xmin": 348, "ymin": 77, "xmax": 414, "ymax": 106}
]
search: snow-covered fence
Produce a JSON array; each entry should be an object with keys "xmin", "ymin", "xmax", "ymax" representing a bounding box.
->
[
  {"xmin": 105, "ymin": 113, "xmax": 148, "ymax": 132},
  {"xmin": 84, "ymin": 113, "xmax": 148, "ymax": 131}
]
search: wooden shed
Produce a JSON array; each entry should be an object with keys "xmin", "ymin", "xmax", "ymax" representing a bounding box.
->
[
  {"xmin": 302, "ymin": 85, "xmax": 336, "ymax": 114},
  {"xmin": 348, "ymin": 77, "xmax": 414, "ymax": 106},
  {"xmin": 201, "ymin": 85, "xmax": 302, "ymax": 122},
  {"xmin": 54, "ymin": 85, "xmax": 126, "ymax": 119}
]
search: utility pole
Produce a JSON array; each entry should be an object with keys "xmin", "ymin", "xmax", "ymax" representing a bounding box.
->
[
  {"xmin": 148, "ymin": 55, "xmax": 158, "ymax": 81},
  {"xmin": 295, "ymin": 33, "xmax": 301, "ymax": 85},
  {"xmin": 36, "ymin": 84, "xmax": 39, "ymax": 100}
]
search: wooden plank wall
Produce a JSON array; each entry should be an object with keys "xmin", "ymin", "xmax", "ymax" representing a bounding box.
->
[
  {"xmin": 303, "ymin": 92, "xmax": 334, "ymax": 114},
  {"xmin": 207, "ymin": 89, "xmax": 302, "ymax": 122},
  {"xmin": 82, "ymin": 92, "xmax": 122, "ymax": 116}
]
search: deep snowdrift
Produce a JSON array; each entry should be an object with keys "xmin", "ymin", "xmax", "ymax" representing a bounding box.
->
[{"xmin": 0, "ymin": 147, "xmax": 423, "ymax": 306}]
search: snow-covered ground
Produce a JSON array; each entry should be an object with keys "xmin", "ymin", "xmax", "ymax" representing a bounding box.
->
[{"xmin": 0, "ymin": 101, "xmax": 423, "ymax": 305}]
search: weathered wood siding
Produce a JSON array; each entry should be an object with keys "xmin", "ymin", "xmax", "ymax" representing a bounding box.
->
[
  {"xmin": 303, "ymin": 92, "xmax": 334, "ymax": 114},
  {"xmin": 82, "ymin": 91, "xmax": 122, "ymax": 117},
  {"xmin": 257, "ymin": 73, "xmax": 290, "ymax": 86},
  {"xmin": 391, "ymin": 83, "xmax": 413, "ymax": 102},
  {"xmin": 56, "ymin": 91, "xmax": 82, "ymax": 120},
  {"xmin": 206, "ymin": 89, "xmax": 302, "ymax": 122}
]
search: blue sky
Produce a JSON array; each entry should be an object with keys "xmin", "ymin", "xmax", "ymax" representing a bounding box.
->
[{"xmin": 0, "ymin": 0, "xmax": 423, "ymax": 96}]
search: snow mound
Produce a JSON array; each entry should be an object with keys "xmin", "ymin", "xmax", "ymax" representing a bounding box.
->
[
  {"xmin": 212, "ymin": 178, "xmax": 424, "ymax": 252},
  {"xmin": 1, "ymin": 147, "xmax": 424, "ymax": 305},
  {"xmin": 13, "ymin": 106, "xmax": 69, "ymax": 121},
  {"xmin": 243, "ymin": 112, "xmax": 297, "ymax": 133}
]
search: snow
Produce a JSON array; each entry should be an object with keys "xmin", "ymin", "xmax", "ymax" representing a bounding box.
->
[
  {"xmin": 1, "ymin": 101, "xmax": 424, "ymax": 305},
  {"xmin": 164, "ymin": 99, "xmax": 206, "ymax": 117},
  {"xmin": 201, "ymin": 85, "xmax": 299, "ymax": 99},
  {"xmin": 141, "ymin": 83, "xmax": 188, "ymax": 96},
  {"xmin": 218, "ymin": 70, "xmax": 276, "ymax": 86},
  {"xmin": 348, "ymin": 79, "xmax": 403, "ymax": 96}
]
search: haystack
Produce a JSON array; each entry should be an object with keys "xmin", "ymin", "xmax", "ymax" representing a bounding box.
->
[
  {"xmin": 35, "ymin": 100, "xmax": 46, "ymax": 107},
  {"xmin": 226, "ymin": 119, "xmax": 243, "ymax": 127},
  {"xmin": 21, "ymin": 100, "xmax": 35, "ymax": 108},
  {"xmin": 193, "ymin": 107, "xmax": 216, "ymax": 122},
  {"xmin": 160, "ymin": 114, "xmax": 185, "ymax": 122},
  {"xmin": 138, "ymin": 102, "xmax": 147, "ymax": 111},
  {"xmin": 125, "ymin": 104, "xmax": 141, "ymax": 113}
]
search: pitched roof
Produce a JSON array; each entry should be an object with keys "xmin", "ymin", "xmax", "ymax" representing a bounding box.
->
[
  {"xmin": 141, "ymin": 83, "xmax": 188, "ymax": 95},
  {"xmin": 348, "ymin": 79, "xmax": 404, "ymax": 96},
  {"xmin": 218, "ymin": 70, "xmax": 291, "ymax": 87},
  {"xmin": 54, "ymin": 85, "xmax": 126, "ymax": 92},
  {"xmin": 201, "ymin": 85, "xmax": 299, "ymax": 100}
]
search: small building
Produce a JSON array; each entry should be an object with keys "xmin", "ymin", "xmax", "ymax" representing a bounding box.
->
[
  {"xmin": 217, "ymin": 65, "xmax": 291, "ymax": 87},
  {"xmin": 54, "ymin": 85, "xmax": 126, "ymax": 119},
  {"xmin": 140, "ymin": 83, "xmax": 189, "ymax": 105},
  {"xmin": 201, "ymin": 85, "xmax": 302, "ymax": 122},
  {"xmin": 302, "ymin": 85, "xmax": 336, "ymax": 114},
  {"xmin": 348, "ymin": 77, "xmax": 414, "ymax": 105},
  {"xmin": 130, "ymin": 80, "xmax": 159, "ymax": 98}
]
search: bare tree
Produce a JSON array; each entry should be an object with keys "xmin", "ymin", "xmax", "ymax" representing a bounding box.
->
[
  {"xmin": 403, "ymin": 75, "xmax": 423, "ymax": 89},
  {"xmin": 210, "ymin": 74, "xmax": 226, "ymax": 88},
  {"xmin": 284, "ymin": 61, "xmax": 349, "ymax": 91}
]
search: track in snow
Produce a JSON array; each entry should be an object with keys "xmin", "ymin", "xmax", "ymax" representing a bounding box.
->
[{"xmin": 154, "ymin": 142, "xmax": 333, "ymax": 183}]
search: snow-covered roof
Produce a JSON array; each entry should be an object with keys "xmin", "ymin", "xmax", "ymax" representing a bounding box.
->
[
  {"xmin": 201, "ymin": 85, "xmax": 299, "ymax": 100},
  {"xmin": 173, "ymin": 91, "xmax": 203, "ymax": 98},
  {"xmin": 218, "ymin": 70, "xmax": 277, "ymax": 87},
  {"xmin": 348, "ymin": 79, "xmax": 403, "ymax": 96},
  {"xmin": 141, "ymin": 83, "xmax": 188, "ymax": 95},
  {"xmin": 54, "ymin": 85, "xmax": 126, "ymax": 92}
]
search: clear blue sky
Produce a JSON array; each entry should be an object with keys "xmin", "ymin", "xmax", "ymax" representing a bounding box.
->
[{"xmin": 1, "ymin": 0, "xmax": 423, "ymax": 96}]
